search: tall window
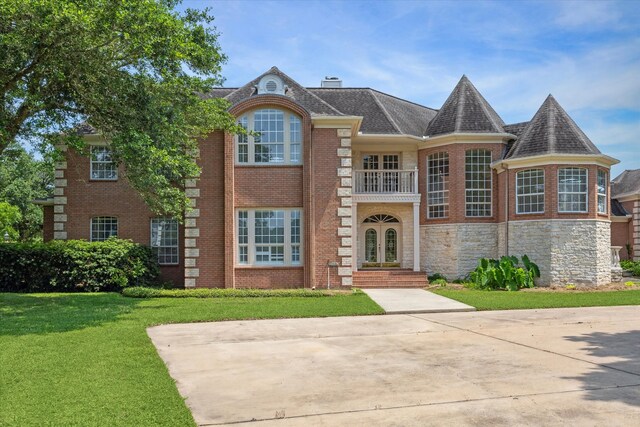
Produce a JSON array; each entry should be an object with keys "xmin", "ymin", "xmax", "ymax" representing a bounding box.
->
[
  {"xmin": 427, "ymin": 152, "xmax": 449, "ymax": 218},
  {"xmin": 236, "ymin": 209, "xmax": 302, "ymax": 266},
  {"xmin": 90, "ymin": 146, "xmax": 117, "ymax": 180},
  {"xmin": 465, "ymin": 149, "xmax": 492, "ymax": 217},
  {"xmin": 236, "ymin": 109, "xmax": 302, "ymax": 165},
  {"xmin": 516, "ymin": 169, "xmax": 545, "ymax": 214},
  {"xmin": 91, "ymin": 217, "xmax": 117, "ymax": 241},
  {"xmin": 150, "ymin": 219, "xmax": 179, "ymax": 265},
  {"xmin": 597, "ymin": 169, "xmax": 607, "ymax": 214},
  {"xmin": 558, "ymin": 167, "xmax": 588, "ymax": 213}
]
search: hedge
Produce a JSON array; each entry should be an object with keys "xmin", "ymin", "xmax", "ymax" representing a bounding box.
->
[
  {"xmin": 0, "ymin": 238, "xmax": 159, "ymax": 292},
  {"xmin": 122, "ymin": 286, "xmax": 359, "ymax": 298}
]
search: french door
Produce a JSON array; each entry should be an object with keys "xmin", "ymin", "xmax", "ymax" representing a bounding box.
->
[
  {"xmin": 362, "ymin": 154, "xmax": 399, "ymax": 193},
  {"xmin": 364, "ymin": 225, "xmax": 399, "ymax": 266}
]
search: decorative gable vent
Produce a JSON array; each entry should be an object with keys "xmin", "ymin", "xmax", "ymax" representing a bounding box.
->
[{"xmin": 257, "ymin": 74, "xmax": 285, "ymax": 95}]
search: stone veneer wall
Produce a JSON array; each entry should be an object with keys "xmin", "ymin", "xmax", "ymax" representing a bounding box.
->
[
  {"xmin": 53, "ymin": 148, "xmax": 68, "ymax": 240},
  {"xmin": 420, "ymin": 224, "xmax": 498, "ymax": 279},
  {"xmin": 356, "ymin": 204, "xmax": 414, "ymax": 269},
  {"xmin": 508, "ymin": 220, "xmax": 611, "ymax": 285}
]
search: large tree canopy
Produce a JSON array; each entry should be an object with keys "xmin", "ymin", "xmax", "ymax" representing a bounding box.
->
[{"xmin": 0, "ymin": 0, "xmax": 239, "ymax": 217}]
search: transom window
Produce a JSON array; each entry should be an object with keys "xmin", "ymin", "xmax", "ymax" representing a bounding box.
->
[
  {"xmin": 150, "ymin": 219, "xmax": 179, "ymax": 265},
  {"xmin": 236, "ymin": 209, "xmax": 302, "ymax": 266},
  {"xmin": 235, "ymin": 109, "xmax": 302, "ymax": 165},
  {"xmin": 427, "ymin": 152, "xmax": 449, "ymax": 218},
  {"xmin": 90, "ymin": 146, "xmax": 117, "ymax": 180},
  {"xmin": 91, "ymin": 217, "xmax": 117, "ymax": 241},
  {"xmin": 597, "ymin": 169, "xmax": 607, "ymax": 214},
  {"xmin": 558, "ymin": 167, "xmax": 588, "ymax": 213},
  {"xmin": 516, "ymin": 169, "xmax": 545, "ymax": 214},
  {"xmin": 363, "ymin": 214, "xmax": 400, "ymax": 223},
  {"xmin": 465, "ymin": 149, "xmax": 492, "ymax": 217}
]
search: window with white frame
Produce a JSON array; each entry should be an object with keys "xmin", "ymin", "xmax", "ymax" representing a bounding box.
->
[
  {"xmin": 237, "ymin": 209, "xmax": 302, "ymax": 266},
  {"xmin": 597, "ymin": 169, "xmax": 607, "ymax": 214},
  {"xmin": 427, "ymin": 152, "xmax": 449, "ymax": 218},
  {"xmin": 90, "ymin": 146, "xmax": 117, "ymax": 180},
  {"xmin": 235, "ymin": 109, "xmax": 302, "ymax": 165},
  {"xmin": 558, "ymin": 167, "xmax": 588, "ymax": 213},
  {"xmin": 150, "ymin": 218, "xmax": 179, "ymax": 265},
  {"xmin": 516, "ymin": 169, "xmax": 545, "ymax": 214},
  {"xmin": 465, "ymin": 149, "xmax": 492, "ymax": 217},
  {"xmin": 91, "ymin": 217, "xmax": 118, "ymax": 241}
]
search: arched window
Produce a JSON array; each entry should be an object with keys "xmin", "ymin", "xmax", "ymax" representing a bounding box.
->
[
  {"xmin": 363, "ymin": 214, "xmax": 400, "ymax": 223},
  {"xmin": 236, "ymin": 109, "xmax": 302, "ymax": 165},
  {"xmin": 516, "ymin": 169, "xmax": 545, "ymax": 214}
]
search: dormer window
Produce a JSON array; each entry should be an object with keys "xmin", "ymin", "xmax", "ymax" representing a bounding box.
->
[
  {"xmin": 236, "ymin": 109, "xmax": 302, "ymax": 165},
  {"xmin": 257, "ymin": 74, "xmax": 285, "ymax": 95}
]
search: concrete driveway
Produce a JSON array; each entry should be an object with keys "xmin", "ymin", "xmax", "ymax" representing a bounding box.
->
[{"xmin": 148, "ymin": 306, "xmax": 640, "ymax": 426}]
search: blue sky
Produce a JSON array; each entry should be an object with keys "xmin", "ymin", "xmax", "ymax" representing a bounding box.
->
[{"xmin": 184, "ymin": 0, "xmax": 640, "ymax": 177}]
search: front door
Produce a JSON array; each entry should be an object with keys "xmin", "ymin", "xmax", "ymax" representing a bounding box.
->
[{"xmin": 362, "ymin": 214, "xmax": 400, "ymax": 267}]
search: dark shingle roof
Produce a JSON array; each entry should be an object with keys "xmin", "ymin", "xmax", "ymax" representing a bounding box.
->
[
  {"xmin": 503, "ymin": 121, "xmax": 529, "ymax": 137},
  {"xmin": 611, "ymin": 169, "xmax": 640, "ymax": 197},
  {"xmin": 208, "ymin": 66, "xmax": 343, "ymax": 116},
  {"xmin": 310, "ymin": 88, "xmax": 436, "ymax": 136},
  {"xmin": 611, "ymin": 199, "xmax": 630, "ymax": 216},
  {"xmin": 506, "ymin": 95, "xmax": 601, "ymax": 159},
  {"xmin": 425, "ymin": 75, "xmax": 505, "ymax": 137}
]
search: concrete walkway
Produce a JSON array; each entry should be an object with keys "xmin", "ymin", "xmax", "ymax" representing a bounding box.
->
[
  {"xmin": 362, "ymin": 288, "xmax": 475, "ymax": 314},
  {"xmin": 148, "ymin": 306, "xmax": 640, "ymax": 426}
]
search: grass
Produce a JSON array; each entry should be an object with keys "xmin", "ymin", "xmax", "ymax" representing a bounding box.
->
[
  {"xmin": 0, "ymin": 292, "xmax": 383, "ymax": 426},
  {"xmin": 121, "ymin": 286, "xmax": 355, "ymax": 298},
  {"xmin": 432, "ymin": 288, "xmax": 640, "ymax": 311}
]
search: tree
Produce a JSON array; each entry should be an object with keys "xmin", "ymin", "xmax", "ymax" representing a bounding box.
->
[
  {"xmin": 0, "ymin": 201, "xmax": 22, "ymax": 241},
  {"xmin": 0, "ymin": 143, "xmax": 53, "ymax": 241},
  {"xmin": 0, "ymin": 0, "xmax": 240, "ymax": 218}
]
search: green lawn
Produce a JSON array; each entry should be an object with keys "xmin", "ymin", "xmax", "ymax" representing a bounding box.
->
[
  {"xmin": 432, "ymin": 288, "xmax": 640, "ymax": 311},
  {"xmin": 0, "ymin": 292, "xmax": 383, "ymax": 426}
]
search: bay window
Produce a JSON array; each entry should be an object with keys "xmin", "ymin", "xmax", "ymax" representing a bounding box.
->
[
  {"xmin": 558, "ymin": 167, "xmax": 588, "ymax": 213},
  {"xmin": 516, "ymin": 169, "xmax": 545, "ymax": 214},
  {"xmin": 597, "ymin": 169, "xmax": 607, "ymax": 214},
  {"xmin": 465, "ymin": 149, "xmax": 492, "ymax": 217},
  {"xmin": 427, "ymin": 152, "xmax": 449, "ymax": 218}
]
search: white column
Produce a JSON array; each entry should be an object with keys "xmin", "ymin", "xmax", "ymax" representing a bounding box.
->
[
  {"xmin": 352, "ymin": 202, "xmax": 358, "ymax": 271},
  {"xmin": 413, "ymin": 202, "xmax": 420, "ymax": 272}
]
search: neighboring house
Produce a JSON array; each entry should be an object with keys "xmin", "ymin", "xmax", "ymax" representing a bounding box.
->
[
  {"xmin": 611, "ymin": 170, "xmax": 640, "ymax": 260},
  {"xmin": 38, "ymin": 67, "xmax": 620, "ymax": 288}
]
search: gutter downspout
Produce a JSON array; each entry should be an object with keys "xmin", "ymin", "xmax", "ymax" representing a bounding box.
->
[{"xmin": 505, "ymin": 164, "xmax": 509, "ymax": 256}]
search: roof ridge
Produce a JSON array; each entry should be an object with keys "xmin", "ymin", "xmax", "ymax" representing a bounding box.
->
[
  {"xmin": 368, "ymin": 88, "xmax": 438, "ymax": 112},
  {"xmin": 548, "ymin": 98, "xmax": 556, "ymax": 153},
  {"xmin": 472, "ymin": 83, "xmax": 505, "ymax": 132},
  {"xmin": 454, "ymin": 82, "xmax": 464, "ymax": 133},
  {"xmin": 370, "ymin": 90, "xmax": 402, "ymax": 134}
]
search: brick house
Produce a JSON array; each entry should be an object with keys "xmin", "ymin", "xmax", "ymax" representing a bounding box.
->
[
  {"xmin": 39, "ymin": 67, "xmax": 620, "ymax": 288},
  {"xmin": 611, "ymin": 170, "xmax": 640, "ymax": 261}
]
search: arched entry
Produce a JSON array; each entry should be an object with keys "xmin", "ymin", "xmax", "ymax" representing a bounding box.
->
[{"xmin": 362, "ymin": 214, "xmax": 401, "ymax": 267}]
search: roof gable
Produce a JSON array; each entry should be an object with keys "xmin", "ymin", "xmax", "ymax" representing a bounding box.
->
[
  {"xmin": 506, "ymin": 95, "xmax": 600, "ymax": 159},
  {"xmin": 425, "ymin": 75, "xmax": 505, "ymax": 136}
]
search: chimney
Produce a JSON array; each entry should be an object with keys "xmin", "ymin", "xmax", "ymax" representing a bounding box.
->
[{"xmin": 321, "ymin": 76, "xmax": 342, "ymax": 88}]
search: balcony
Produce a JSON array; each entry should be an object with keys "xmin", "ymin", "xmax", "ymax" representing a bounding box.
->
[{"xmin": 352, "ymin": 169, "xmax": 420, "ymax": 203}]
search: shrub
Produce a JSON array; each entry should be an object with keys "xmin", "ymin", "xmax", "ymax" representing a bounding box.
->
[
  {"xmin": 0, "ymin": 238, "xmax": 159, "ymax": 292},
  {"xmin": 469, "ymin": 255, "xmax": 540, "ymax": 291},
  {"xmin": 122, "ymin": 287, "xmax": 357, "ymax": 298},
  {"xmin": 428, "ymin": 273, "xmax": 447, "ymax": 282},
  {"xmin": 430, "ymin": 278, "xmax": 448, "ymax": 286},
  {"xmin": 620, "ymin": 260, "xmax": 640, "ymax": 277}
]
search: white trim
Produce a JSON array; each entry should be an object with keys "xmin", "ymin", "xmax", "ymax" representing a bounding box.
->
[
  {"xmin": 613, "ymin": 192, "xmax": 640, "ymax": 202},
  {"xmin": 558, "ymin": 167, "xmax": 588, "ymax": 213},
  {"xmin": 611, "ymin": 215, "xmax": 632, "ymax": 223},
  {"xmin": 150, "ymin": 218, "xmax": 180, "ymax": 265},
  {"xmin": 493, "ymin": 153, "xmax": 619, "ymax": 172},
  {"xmin": 352, "ymin": 194, "xmax": 421, "ymax": 203}
]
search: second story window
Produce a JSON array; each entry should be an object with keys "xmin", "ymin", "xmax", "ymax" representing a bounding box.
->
[
  {"xmin": 235, "ymin": 109, "xmax": 302, "ymax": 165},
  {"xmin": 90, "ymin": 146, "xmax": 117, "ymax": 180},
  {"xmin": 465, "ymin": 149, "xmax": 492, "ymax": 217}
]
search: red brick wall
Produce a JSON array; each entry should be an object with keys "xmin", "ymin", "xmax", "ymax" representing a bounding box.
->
[
  {"xmin": 196, "ymin": 131, "xmax": 227, "ymax": 287},
  {"xmin": 312, "ymin": 128, "xmax": 342, "ymax": 287},
  {"xmin": 235, "ymin": 267, "xmax": 304, "ymax": 288},
  {"xmin": 235, "ymin": 167, "xmax": 303, "ymax": 207},
  {"xmin": 43, "ymin": 205, "xmax": 54, "ymax": 242},
  {"xmin": 63, "ymin": 147, "xmax": 184, "ymax": 286},
  {"xmin": 612, "ymin": 220, "xmax": 631, "ymax": 259},
  {"xmin": 418, "ymin": 143, "xmax": 504, "ymax": 225}
]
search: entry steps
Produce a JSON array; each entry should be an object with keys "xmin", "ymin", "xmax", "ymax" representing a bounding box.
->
[{"xmin": 353, "ymin": 269, "xmax": 428, "ymax": 289}]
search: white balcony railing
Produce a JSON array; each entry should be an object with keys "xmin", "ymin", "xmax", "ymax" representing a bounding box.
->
[{"xmin": 353, "ymin": 168, "xmax": 418, "ymax": 194}]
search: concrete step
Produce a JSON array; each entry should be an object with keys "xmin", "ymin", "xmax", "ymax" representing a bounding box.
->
[{"xmin": 353, "ymin": 270, "xmax": 428, "ymax": 289}]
